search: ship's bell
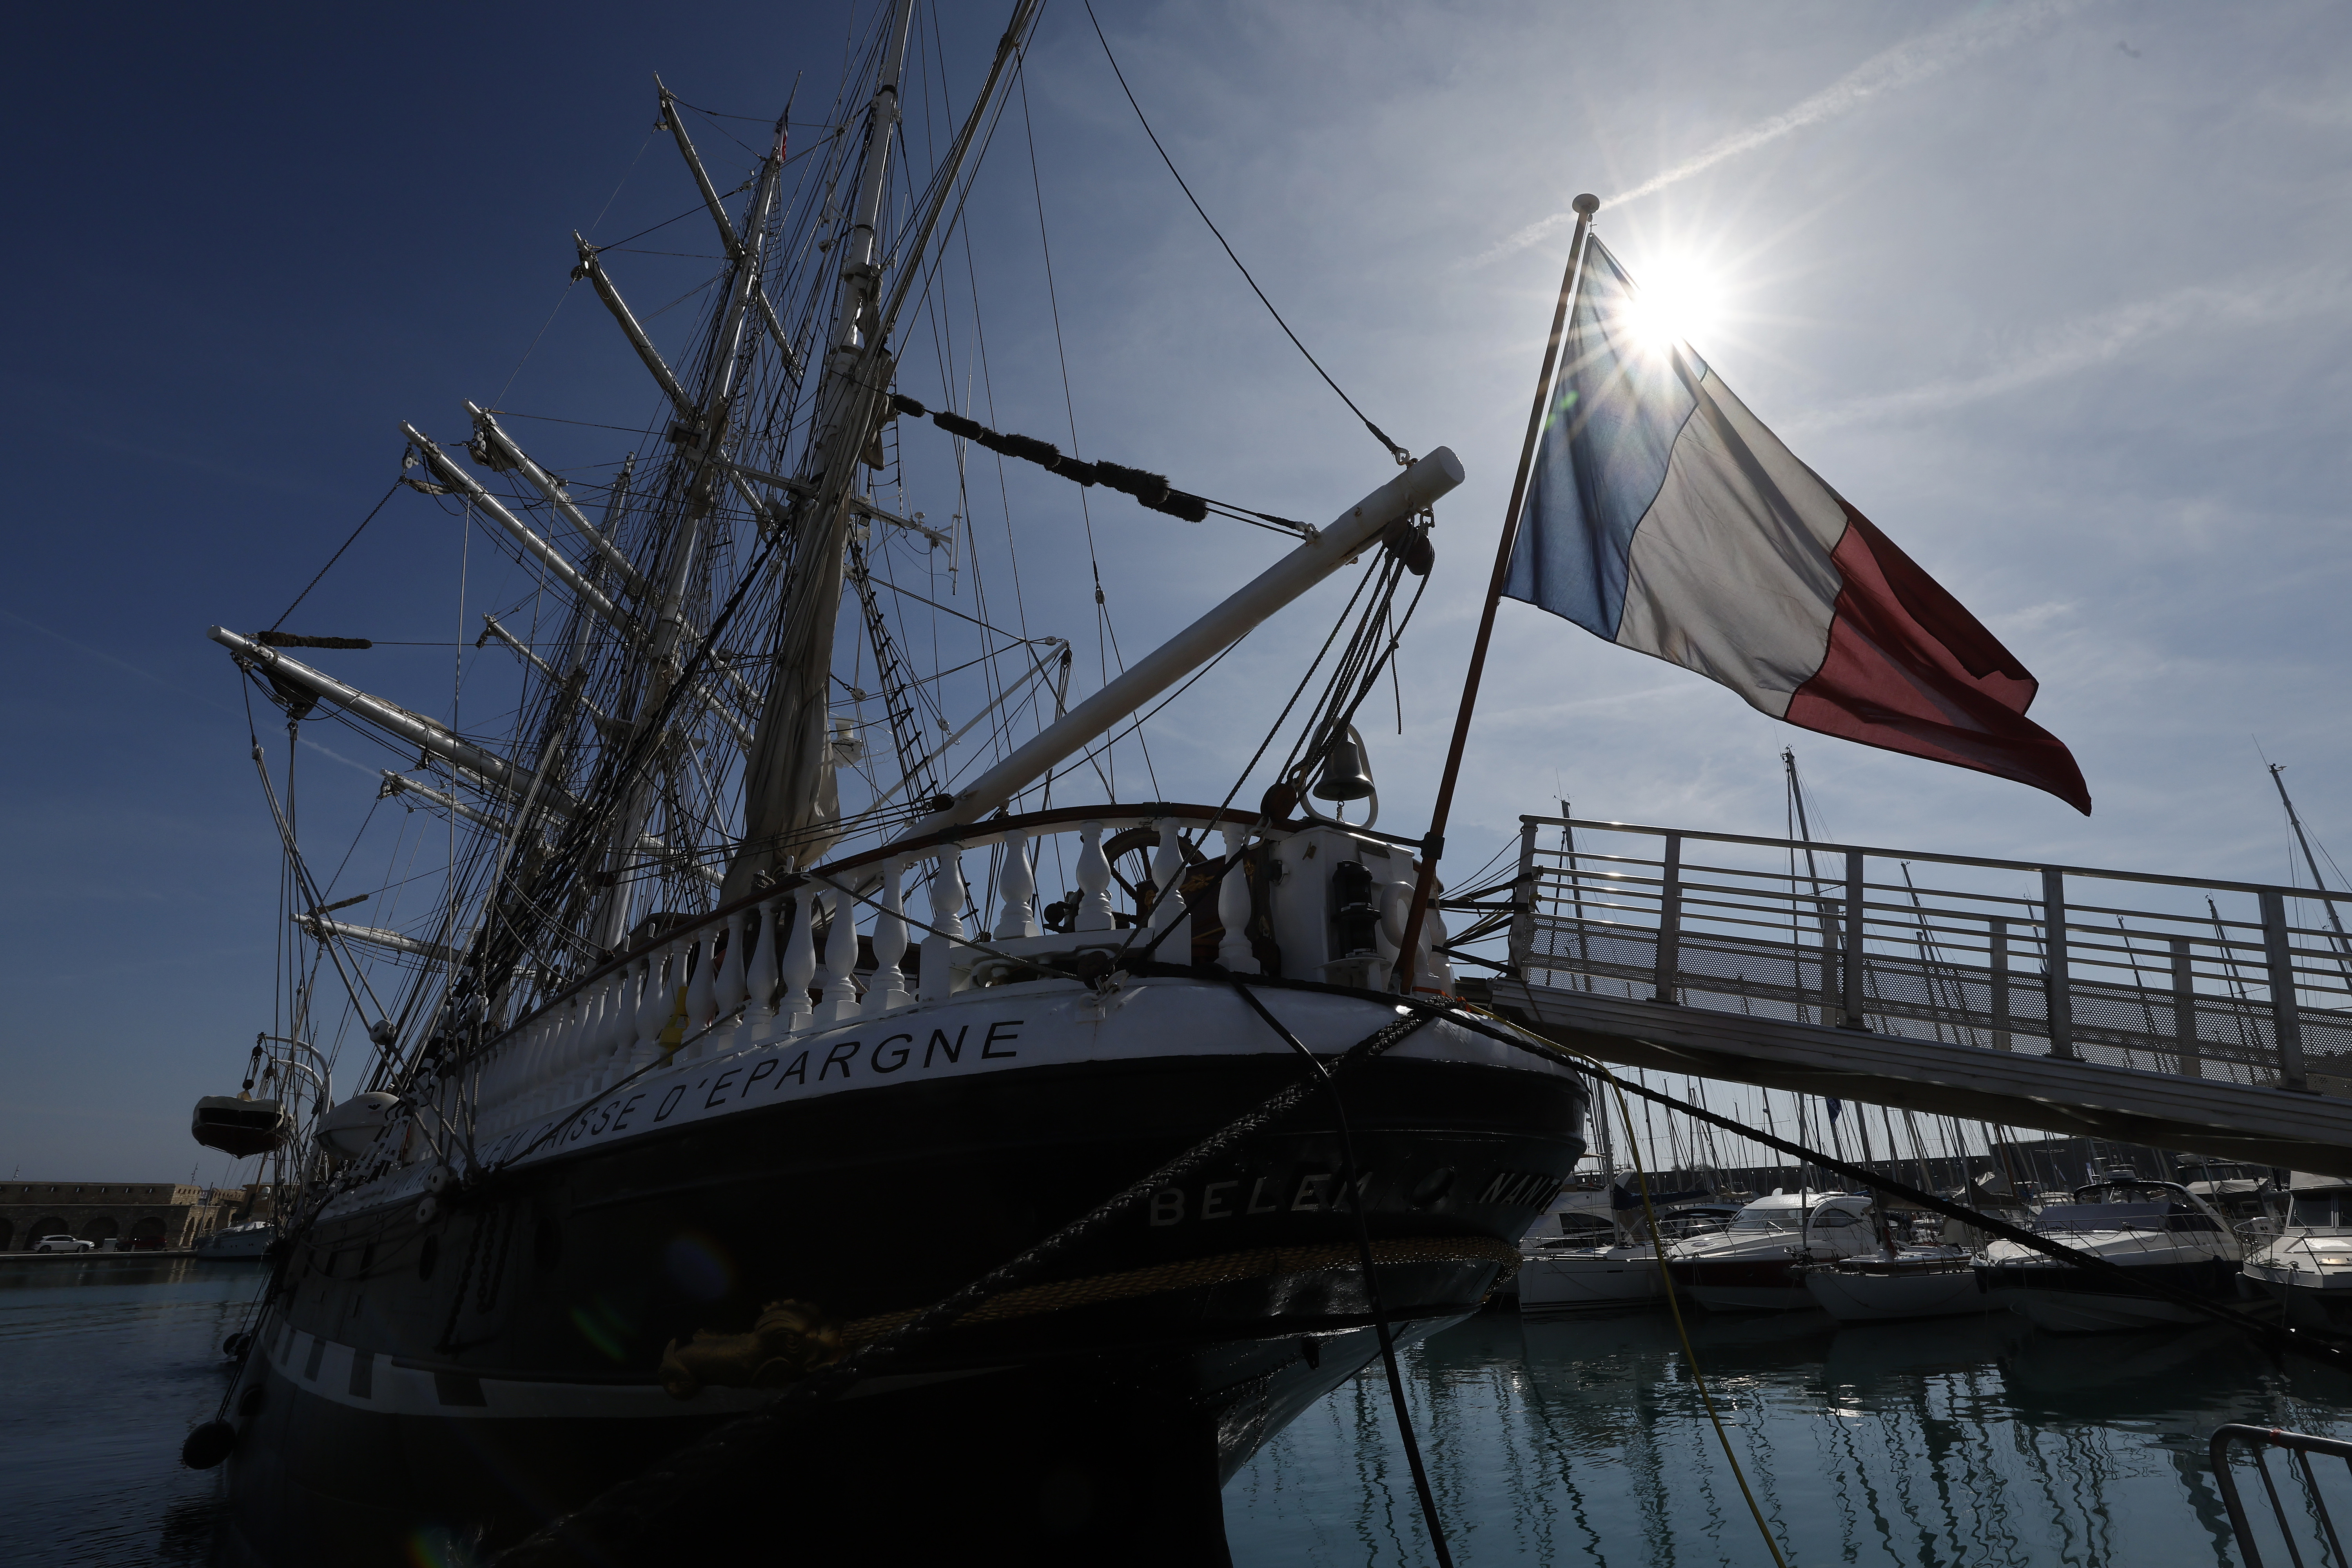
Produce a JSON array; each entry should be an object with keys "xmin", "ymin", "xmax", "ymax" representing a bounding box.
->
[{"xmin": 1312, "ymin": 735, "xmax": 1375, "ymax": 802}]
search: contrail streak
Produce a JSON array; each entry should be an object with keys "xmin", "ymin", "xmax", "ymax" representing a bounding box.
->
[
  {"xmin": 1789, "ymin": 268, "xmax": 2350, "ymax": 429},
  {"xmin": 1476, "ymin": 0, "xmax": 2086, "ymax": 267}
]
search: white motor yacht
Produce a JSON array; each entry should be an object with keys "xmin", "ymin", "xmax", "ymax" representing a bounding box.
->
[
  {"xmin": 2240, "ymin": 1173, "xmax": 2352, "ymax": 1335},
  {"xmin": 1667, "ymin": 1192, "xmax": 1882, "ymax": 1311},
  {"xmin": 2175, "ymin": 1158, "xmax": 2285, "ymax": 1228},
  {"xmin": 1974, "ymin": 1178, "xmax": 2242, "ymax": 1332}
]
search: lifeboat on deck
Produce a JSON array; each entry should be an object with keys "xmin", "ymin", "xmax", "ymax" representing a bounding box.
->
[{"xmin": 191, "ymin": 1094, "xmax": 293, "ymax": 1158}]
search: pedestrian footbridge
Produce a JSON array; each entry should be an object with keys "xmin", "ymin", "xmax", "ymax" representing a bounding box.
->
[{"xmin": 1460, "ymin": 815, "xmax": 2352, "ymax": 1176}]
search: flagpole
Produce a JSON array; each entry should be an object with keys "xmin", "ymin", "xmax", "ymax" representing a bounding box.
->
[{"xmin": 1395, "ymin": 193, "xmax": 1598, "ymax": 993}]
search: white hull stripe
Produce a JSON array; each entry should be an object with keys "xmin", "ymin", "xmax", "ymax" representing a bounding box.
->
[{"xmin": 327, "ymin": 981, "xmax": 1559, "ymax": 1224}]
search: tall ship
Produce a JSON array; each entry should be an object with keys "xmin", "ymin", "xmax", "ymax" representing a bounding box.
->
[{"xmin": 188, "ymin": 5, "xmax": 1588, "ymax": 1563}]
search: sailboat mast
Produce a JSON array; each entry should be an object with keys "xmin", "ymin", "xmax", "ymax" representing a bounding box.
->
[{"xmin": 2269, "ymin": 763, "xmax": 2352, "ymax": 965}]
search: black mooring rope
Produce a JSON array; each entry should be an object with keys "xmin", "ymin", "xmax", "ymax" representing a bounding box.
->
[{"xmin": 1230, "ymin": 980, "xmax": 1457, "ymax": 1568}]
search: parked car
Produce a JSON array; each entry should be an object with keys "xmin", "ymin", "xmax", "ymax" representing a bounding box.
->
[
  {"xmin": 126, "ymin": 1235, "xmax": 167, "ymax": 1252},
  {"xmin": 31, "ymin": 1236, "xmax": 94, "ymax": 1254}
]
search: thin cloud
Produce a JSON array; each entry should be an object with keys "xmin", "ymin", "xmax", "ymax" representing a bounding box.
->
[
  {"xmin": 1474, "ymin": 0, "xmax": 2086, "ymax": 267},
  {"xmin": 0, "ymin": 607, "xmax": 377, "ymax": 777},
  {"xmin": 1790, "ymin": 269, "xmax": 2350, "ymax": 429}
]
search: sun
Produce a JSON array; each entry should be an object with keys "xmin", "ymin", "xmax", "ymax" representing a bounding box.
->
[{"xmin": 1618, "ymin": 258, "xmax": 1723, "ymax": 355}]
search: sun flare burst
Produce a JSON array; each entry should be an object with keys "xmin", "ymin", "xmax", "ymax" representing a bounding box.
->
[{"xmin": 1617, "ymin": 258, "xmax": 1724, "ymax": 355}]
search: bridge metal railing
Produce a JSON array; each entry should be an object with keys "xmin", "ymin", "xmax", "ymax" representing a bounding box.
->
[
  {"xmin": 2211, "ymin": 1423, "xmax": 2352, "ymax": 1568},
  {"xmin": 1503, "ymin": 817, "xmax": 2352, "ymax": 1093}
]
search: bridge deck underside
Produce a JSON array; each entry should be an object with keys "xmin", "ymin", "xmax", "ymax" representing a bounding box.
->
[{"xmin": 1478, "ymin": 927, "xmax": 2352, "ymax": 1176}]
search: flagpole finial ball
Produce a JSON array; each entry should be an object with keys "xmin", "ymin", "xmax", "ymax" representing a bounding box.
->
[{"xmin": 1572, "ymin": 194, "xmax": 1600, "ymax": 215}]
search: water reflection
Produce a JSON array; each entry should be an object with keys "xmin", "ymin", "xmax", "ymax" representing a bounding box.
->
[
  {"xmin": 1226, "ymin": 1306, "xmax": 2352, "ymax": 1567},
  {"xmin": 5, "ymin": 1259, "xmax": 2348, "ymax": 1566},
  {"xmin": 0, "ymin": 1258, "xmax": 260, "ymax": 1566}
]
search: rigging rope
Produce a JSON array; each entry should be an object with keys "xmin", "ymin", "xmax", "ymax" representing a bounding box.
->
[
  {"xmin": 266, "ymin": 480, "xmax": 402, "ymax": 635},
  {"xmin": 1081, "ymin": 0, "xmax": 1408, "ymax": 465},
  {"xmin": 1014, "ymin": 60, "xmax": 1155, "ymax": 803}
]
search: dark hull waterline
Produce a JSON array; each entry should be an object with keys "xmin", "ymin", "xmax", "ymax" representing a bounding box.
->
[{"xmin": 218, "ymin": 1044, "xmax": 1586, "ymax": 1564}]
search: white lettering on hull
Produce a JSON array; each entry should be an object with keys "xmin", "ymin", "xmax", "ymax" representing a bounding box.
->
[{"xmin": 324, "ymin": 978, "xmax": 1566, "ymax": 1225}]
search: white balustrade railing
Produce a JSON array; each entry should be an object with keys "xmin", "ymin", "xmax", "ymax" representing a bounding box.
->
[{"xmin": 465, "ymin": 807, "xmax": 1445, "ymax": 1131}]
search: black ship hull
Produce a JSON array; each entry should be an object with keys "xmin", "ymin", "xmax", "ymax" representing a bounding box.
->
[{"xmin": 219, "ymin": 1020, "xmax": 1586, "ymax": 1565}]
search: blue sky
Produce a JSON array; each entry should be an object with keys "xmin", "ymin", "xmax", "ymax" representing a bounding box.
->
[{"xmin": 5, "ymin": 1, "xmax": 2348, "ymax": 1181}]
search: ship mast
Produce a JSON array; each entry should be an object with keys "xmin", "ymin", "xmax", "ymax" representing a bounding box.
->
[
  {"xmin": 587, "ymin": 107, "xmax": 794, "ymax": 953},
  {"xmin": 727, "ymin": 0, "xmax": 919, "ymax": 899},
  {"xmin": 730, "ymin": 0, "xmax": 1042, "ymax": 897}
]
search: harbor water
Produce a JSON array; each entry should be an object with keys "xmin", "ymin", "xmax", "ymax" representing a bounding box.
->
[{"xmin": 5, "ymin": 1260, "xmax": 2347, "ymax": 1566}]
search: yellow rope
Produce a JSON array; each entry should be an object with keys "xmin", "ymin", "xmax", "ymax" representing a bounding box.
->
[{"xmin": 1463, "ymin": 1002, "xmax": 1792, "ymax": 1568}]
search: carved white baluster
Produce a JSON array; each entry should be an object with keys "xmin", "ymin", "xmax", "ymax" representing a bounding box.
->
[
  {"xmin": 628, "ymin": 953, "xmax": 665, "ymax": 1071},
  {"xmin": 781, "ymin": 884, "xmax": 818, "ymax": 1033},
  {"xmin": 588, "ymin": 969, "xmax": 624, "ymax": 1089},
  {"xmin": 687, "ymin": 933, "xmax": 717, "ymax": 1024},
  {"xmin": 745, "ymin": 897, "xmax": 782, "ymax": 1034},
  {"xmin": 587, "ymin": 978, "xmax": 620, "ymax": 1091},
  {"xmin": 531, "ymin": 1001, "xmax": 570, "ymax": 1113},
  {"xmin": 713, "ymin": 911, "xmax": 748, "ymax": 1029},
  {"xmin": 682, "ymin": 932, "xmax": 717, "ymax": 1060},
  {"xmin": 655, "ymin": 943, "xmax": 687, "ymax": 1060},
  {"xmin": 933, "ymin": 850, "xmax": 969, "ymax": 941},
  {"xmin": 561, "ymin": 987, "xmax": 596, "ymax": 1100},
  {"xmin": 995, "ymin": 831, "xmax": 1038, "ymax": 939},
  {"xmin": 1074, "ymin": 821, "xmax": 1115, "ymax": 932},
  {"xmin": 1217, "ymin": 827, "xmax": 1258, "ymax": 974},
  {"xmin": 567, "ymin": 982, "xmax": 597, "ymax": 1091},
  {"xmin": 818, "ymin": 889, "xmax": 862, "ymax": 1021},
  {"xmin": 1149, "ymin": 820, "xmax": 1191, "ymax": 958},
  {"xmin": 867, "ymin": 858, "xmax": 911, "ymax": 1014},
  {"xmin": 922, "ymin": 848, "xmax": 967, "ymax": 1003}
]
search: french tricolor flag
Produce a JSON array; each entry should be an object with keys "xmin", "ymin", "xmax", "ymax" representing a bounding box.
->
[{"xmin": 1504, "ymin": 238, "xmax": 2090, "ymax": 813}]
